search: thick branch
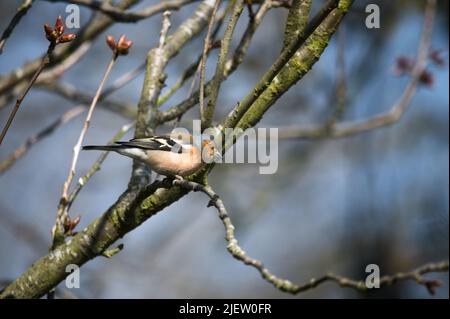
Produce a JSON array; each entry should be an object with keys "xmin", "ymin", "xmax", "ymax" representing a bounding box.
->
[
  {"xmin": 159, "ymin": 0, "xmax": 274, "ymax": 123},
  {"xmin": 282, "ymin": 0, "xmax": 311, "ymax": 49},
  {"xmin": 223, "ymin": 0, "xmax": 343, "ymax": 129},
  {"xmin": 233, "ymin": 0, "xmax": 352, "ymax": 131}
]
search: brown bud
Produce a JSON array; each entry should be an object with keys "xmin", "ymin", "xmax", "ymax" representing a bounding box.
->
[
  {"xmin": 116, "ymin": 34, "xmax": 133, "ymax": 55},
  {"xmin": 419, "ymin": 69, "xmax": 434, "ymax": 87},
  {"xmin": 393, "ymin": 55, "xmax": 414, "ymax": 76},
  {"xmin": 58, "ymin": 33, "xmax": 76, "ymax": 43},
  {"xmin": 117, "ymin": 34, "xmax": 126, "ymax": 46},
  {"xmin": 63, "ymin": 215, "xmax": 81, "ymax": 236},
  {"xmin": 54, "ymin": 15, "xmax": 64, "ymax": 35},
  {"xmin": 425, "ymin": 279, "xmax": 442, "ymax": 295},
  {"xmin": 44, "ymin": 16, "xmax": 75, "ymax": 45},
  {"xmin": 71, "ymin": 215, "xmax": 81, "ymax": 228},
  {"xmin": 106, "ymin": 35, "xmax": 116, "ymax": 51},
  {"xmin": 44, "ymin": 24, "xmax": 52, "ymax": 37},
  {"xmin": 44, "ymin": 25, "xmax": 56, "ymax": 42}
]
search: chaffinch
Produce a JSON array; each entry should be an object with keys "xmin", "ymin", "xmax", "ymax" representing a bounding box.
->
[{"xmin": 82, "ymin": 134, "xmax": 221, "ymax": 177}]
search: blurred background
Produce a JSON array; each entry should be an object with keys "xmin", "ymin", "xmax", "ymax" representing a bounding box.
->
[{"xmin": 0, "ymin": 0, "xmax": 448, "ymax": 298}]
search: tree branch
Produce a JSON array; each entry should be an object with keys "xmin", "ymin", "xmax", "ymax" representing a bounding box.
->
[
  {"xmin": 158, "ymin": 178, "xmax": 450, "ymax": 296},
  {"xmin": 159, "ymin": 0, "xmax": 274, "ymax": 123},
  {"xmin": 297, "ymin": 261, "xmax": 449, "ymax": 295},
  {"xmin": 278, "ymin": 0, "xmax": 436, "ymax": 140},
  {"xmin": 282, "ymin": 0, "xmax": 311, "ymax": 50},
  {"xmin": 44, "ymin": 0, "xmax": 199, "ymax": 23},
  {"xmin": 2, "ymin": 0, "xmax": 444, "ymax": 300},
  {"xmin": 0, "ymin": 0, "xmax": 138, "ymax": 96},
  {"xmin": 199, "ymin": 0, "xmax": 221, "ymax": 125},
  {"xmin": 0, "ymin": 43, "xmax": 56, "ymax": 145},
  {"xmin": 202, "ymin": 0, "xmax": 244, "ymax": 128},
  {"xmin": 52, "ymin": 50, "xmax": 120, "ymax": 249},
  {"xmin": 0, "ymin": 106, "xmax": 85, "ymax": 174},
  {"xmin": 230, "ymin": 0, "xmax": 352, "ymax": 135},
  {"xmin": 223, "ymin": 0, "xmax": 343, "ymax": 129},
  {"xmin": 0, "ymin": 0, "xmax": 34, "ymax": 54},
  {"xmin": 132, "ymin": 0, "xmax": 218, "ymax": 186}
]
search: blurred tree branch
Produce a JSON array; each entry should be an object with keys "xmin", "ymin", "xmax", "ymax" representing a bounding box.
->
[
  {"xmin": 0, "ymin": 0, "xmax": 137, "ymax": 95},
  {"xmin": 0, "ymin": 106, "xmax": 85, "ymax": 174},
  {"xmin": 0, "ymin": 0, "xmax": 447, "ymax": 299},
  {"xmin": 278, "ymin": 0, "xmax": 436, "ymax": 140},
  {"xmin": 45, "ymin": 0, "xmax": 199, "ymax": 23},
  {"xmin": 0, "ymin": 0, "xmax": 34, "ymax": 54}
]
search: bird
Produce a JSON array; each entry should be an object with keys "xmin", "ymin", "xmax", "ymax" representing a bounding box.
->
[{"xmin": 82, "ymin": 134, "xmax": 221, "ymax": 177}]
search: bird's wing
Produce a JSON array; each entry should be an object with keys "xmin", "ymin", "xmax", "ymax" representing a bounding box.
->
[{"xmin": 116, "ymin": 135, "xmax": 183, "ymax": 153}]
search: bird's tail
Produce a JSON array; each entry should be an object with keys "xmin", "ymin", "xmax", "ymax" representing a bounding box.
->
[{"xmin": 82, "ymin": 145, "xmax": 124, "ymax": 151}]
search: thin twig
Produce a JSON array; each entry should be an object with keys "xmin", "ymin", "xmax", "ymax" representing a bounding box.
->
[
  {"xmin": 199, "ymin": 0, "xmax": 221, "ymax": 123},
  {"xmin": 64, "ymin": 33, "xmax": 225, "ymax": 222},
  {"xmin": 159, "ymin": 57, "xmax": 203, "ymax": 107},
  {"xmin": 36, "ymin": 81, "xmax": 136, "ymax": 118},
  {"xmin": 0, "ymin": 15, "xmax": 77, "ymax": 145},
  {"xmin": 159, "ymin": 0, "xmax": 273, "ymax": 123},
  {"xmin": 328, "ymin": 0, "xmax": 435, "ymax": 136},
  {"xmin": 278, "ymin": 0, "xmax": 436, "ymax": 140},
  {"xmin": 223, "ymin": 0, "xmax": 340, "ymax": 129},
  {"xmin": 102, "ymin": 62, "xmax": 144, "ymax": 97},
  {"xmin": 159, "ymin": 11, "xmax": 172, "ymax": 49},
  {"xmin": 133, "ymin": 2, "xmax": 216, "ymax": 185},
  {"xmin": 0, "ymin": 60, "xmax": 145, "ymax": 176},
  {"xmin": 65, "ymin": 122, "xmax": 134, "ymax": 211},
  {"xmin": 0, "ymin": 106, "xmax": 85, "ymax": 175},
  {"xmin": 0, "ymin": 0, "xmax": 34, "ymax": 54},
  {"xmin": 44, "ymin": 0, "xmax": 198, "ymax": 23},
  {"xmin": 38, "ymin": 41, "xmax": 92, "ymax": 82},
  {"xmin": 52, "ymin": 52, "xmax": 119, "ymax": 249},
  {"xmin": 325, "ymin": 26, "xmax": 346, "ymax": 131},
  {"xmin": 295, "ymin": 261, "xmax": 449, "ymax": 295},
  {"xmin": 0, "ymin": 41, "xmax": 91, "ymax": 111},
  {"xmin": 169, "ymin": 178, "xmax": 449, "ymax": 295},
  {"xmin": 0, "ymin": 43, "xmax": 55, "ymax": 145},
  {"xmin": 168, "ymin": 4, "xmax": 227, "ymax": 127},
  {"xmin": 0, "ymin": 0, "xmax": 136, "ymax": 97},
  {"xmin": 203, "ymin": 0, "xmax": 244, "ymax": 128}
]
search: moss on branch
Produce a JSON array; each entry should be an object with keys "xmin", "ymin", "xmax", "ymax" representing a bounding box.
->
[{"xmin": 236, "ymin": 2, "xmax": 352, "ymax": 130}]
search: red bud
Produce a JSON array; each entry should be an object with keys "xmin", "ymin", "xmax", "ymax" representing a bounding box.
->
[
  {"xmin": 58, "ymin": 33, "xmax": 76, "ymax": 43},
  {"xmin": 106, "ymin": 35, "xmax": 116, "ymax": 51},
  {"xmin": 44, "ymin": 24, "xmax": 52, "ymax": 36},
  {"xmin": 117, "ymin": 34, "xmax": 126, "ymax": 45},
  {"xmin": 54, "ymin": 15, "xmax": 64, "ymax": 35},
  {"xmin": 116, "ymin": 34, "xmax": 133, "ymax": 55}
]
